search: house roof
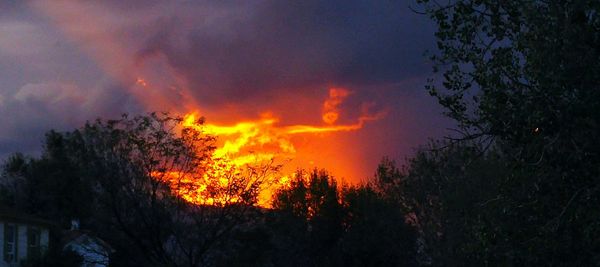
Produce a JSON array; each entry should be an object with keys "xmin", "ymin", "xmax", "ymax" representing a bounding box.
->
[
  {"xmin": 62, "ymin": 230, "xmax": 115, "ymax": 253},
  {"xmin": 0, "ymin": 206, "xmax": 55, "ymax": 227}
]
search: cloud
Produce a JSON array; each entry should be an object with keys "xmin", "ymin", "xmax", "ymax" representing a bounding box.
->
[
  {"xmin": 322, "ymin": 88, "xmax": 350, "ymax": 124},
  {"xmin": 0, "ymin": 0, "xmax": 450, "ymax": 179},
  {"xmin": 29, "ymin": 0, "xmax": 435, "ymax": 112},
  {"xmin": 138, "ymin": 0, "xmax": 434, "ymax": 107},
  {"xmin": 0, "ymin": 81, "xmax": 142, "ymax": 158},
  {"xmin": 0, "ymin": 21, "xmax": 45, "ymax": 57}
]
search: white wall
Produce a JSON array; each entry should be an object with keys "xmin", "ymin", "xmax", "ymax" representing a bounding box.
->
[
  {"xmin": 40, "ymin": 229, "xmax": 49, "ymax": 255},
  {"xmin": 0, "ymin": 224, "xmax": 4, "ymax": 267},
  {"xmin": 17, "ymin": 224, "xmax": 27, "ymax": 263},
  {"xmin": 0, "ymin": 221, "xmax": 50, "ymax": 267},
  {"xmin": 0, "ymin": 222, "xmax": 16, "ymax": 267}
]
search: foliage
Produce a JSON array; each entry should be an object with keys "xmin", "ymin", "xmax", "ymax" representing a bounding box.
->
[
  {"xmin": 376, "ymin": 143, "xmax": 511, "ymax": 265},
  {"xmin": 269, "ymin": 170, "xmax": 344, "ymax": 266},
  {"xmin": 336, "ymin": 186, "xmax": 417, "ymax": 266},
  {"xmin": 421, "ymin": 0, "xmax": 600, "ymax": 142},
  {"xmin": 269, "ymin": 169, "xmax": 418, "ymax": 266},
  {"xmin": 413, "ymin": 0, "xmax": 600, "ymax": 264},
  {"xmin": 0, "ymin": 113, "xmax": 276, "ymax": 267},
  {"xmin": 0, "ymin": 139, "xmax": 95, "ymax": 226}
]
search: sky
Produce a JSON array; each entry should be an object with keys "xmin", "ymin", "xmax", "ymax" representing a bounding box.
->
[{"xmin": 0, "ymin": 0, "xmax": 452, "ymax": 181}]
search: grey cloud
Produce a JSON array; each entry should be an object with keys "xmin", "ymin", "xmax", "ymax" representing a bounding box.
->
[
  {"xmin": 0, "ymin": 0, "xmax": 450, "ymax": 175},
  {"xmin": 0, "ymin": 81, "xmax": 143, "ymax": 159},
  {"xmin": 129, "ymin": 0, "xmax": 435, "ymax": 107}
]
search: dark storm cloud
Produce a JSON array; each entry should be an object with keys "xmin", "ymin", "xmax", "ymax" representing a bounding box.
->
[
  {"xmin": 133, "ymin": 0, "xmax": 435, "ymax": 106},
  {"xmin": 0, "ymin": 81, "xmax": 143, "ymax": 158},
  {"xmin": 1, "ymin": 0, "xmax": 449, "ymax": 175},
  {"xmin": 0, "ymin": 1, "xmax": 152, "ymax": 159},
  {"xmin": 0, "ymin": 1, "xmax": 27, "ymax": 13}
]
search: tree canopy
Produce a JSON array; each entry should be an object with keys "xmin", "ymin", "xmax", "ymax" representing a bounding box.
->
[
  {"xmin": 403, "ymin": 0, "xmax": 600, "ymax": 264},
  {"xmin": 1, "ymin": 114, "xmax": 418, "ymax": 266}
]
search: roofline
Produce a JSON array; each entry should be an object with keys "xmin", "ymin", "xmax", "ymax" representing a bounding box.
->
[{"xmin": 0, "ymin": 213, "xmax": 56, "ymax": 227}]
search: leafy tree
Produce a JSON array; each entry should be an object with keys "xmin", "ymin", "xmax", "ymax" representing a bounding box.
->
[
  {"xmin": 270, "ymin": 170, "xmax": 345, "ymax": 266},
  {"xmin": 1, "ymin": 113, "xmax": 277, "ymax": 267},
  {"xmin": 270, "ymin": 169, "xmax": 418, "ymax": 266},
  {"xmin": 415, "ymin": 0, "xmax": 600, "ymax": 264},
  {"xmin": 376, "ymin": 143, "xmax": 515, "ymax": 265},
  {"xmin": 335, "ymin": 186, "xmax": 417, "ymax": 267},
  {"xmin": 421, "ymin": 0, "xmax": 600, "ymax": 143},
  {"xmin": 0, "ymin": 137, "xmax": 95, "ymax": 226},
  {"xmin": 0, "ymin": 153, "xmax": 28, "ymax": 208}
]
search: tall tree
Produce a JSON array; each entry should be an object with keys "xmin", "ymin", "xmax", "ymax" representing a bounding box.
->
[
  {"xmin": 270, "ymin": 170, "xmax": 418, "ymax": 266},
  {"xmin": 270, "ymin": 170, "xmax": 345, "ymax": 266},
  {"xmin": 376, "ymin": 143, "xmax": 515, "ymax": 265},
  {"xmin": 416, "ymin": 0, "xmax": 600, "ymax": 264},
  {"xmin": 336, "ymin": 186, "xmax": 417, "ymax": 267},
  {"xmin": 1, "ymin": 113, "xmax": 277, "ymax": 266}
]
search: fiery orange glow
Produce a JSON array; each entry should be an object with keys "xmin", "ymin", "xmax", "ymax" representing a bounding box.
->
[
  {"xmin": 151, "ymin": 87, "xmax": 385, "ymax": 207},
  {"xmin": 136, "ymin": 77, "xmax": 148, "ymax": 87},
  {"xmin": 26, "ymin": 3, "xmax": 398, "ymax": 208},
  {"xmin": 182, "ymin": 110, "xmax": 384, "ymax": 167},
  {"xmin": 322, "ymin": 88, "xmax": 350, "ymax": 124}
]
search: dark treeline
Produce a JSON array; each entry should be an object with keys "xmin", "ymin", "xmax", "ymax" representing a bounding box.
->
[
  {"xmin": 413, "ymin": 0, "xmax": 600, "ymax": 265},
  {"xmin": 2, "ymin": 0, "xmax": 600, "ymax": 265},
  {"xmin": 0, "ymin": 114, "xmax": 417, "ymax": 266}
]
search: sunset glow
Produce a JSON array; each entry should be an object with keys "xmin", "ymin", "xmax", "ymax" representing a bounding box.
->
[
  {"xmin": 155, "ymin": 87, "xmax": 386, "ymax": 206},
  {"xmin": 1, "ymin": 1, "xmax": 448, "ymax": 208}
]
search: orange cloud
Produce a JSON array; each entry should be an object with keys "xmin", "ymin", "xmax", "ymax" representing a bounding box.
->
[{"xmin": 322, "ymin": 87, "xmax": 350, "ymax": 124}]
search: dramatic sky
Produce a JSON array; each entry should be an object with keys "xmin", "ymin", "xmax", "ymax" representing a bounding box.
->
[{"xmin": 0, "ymin": 0, "xmax": 451, "ymax": 181}]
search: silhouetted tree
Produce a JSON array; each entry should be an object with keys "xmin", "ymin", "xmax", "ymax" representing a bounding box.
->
[
  {"xmin": 270, "ymin": 170, "xmax": 344, "ymax": 266},
  {"xmin": 1, "ymin": 113, "xmax": 277, "ymax": 267},
  {"xmin": 335, "ymin": 186, "xmax": 417, "ymax": 266},
  {"xmin": 270, "ymin": 169, "xmax": 418, "ymax": 266},
  {"xmin": 0, "ymin": 136, "xmax": 95, "ymax": 226},
  {"xmin": 415, "ymin": 0, "xmax": 600, "ymax": 264},
  {"xmin": 376, "ymin": 143, "xmax": 515, "ymax": 265}
]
